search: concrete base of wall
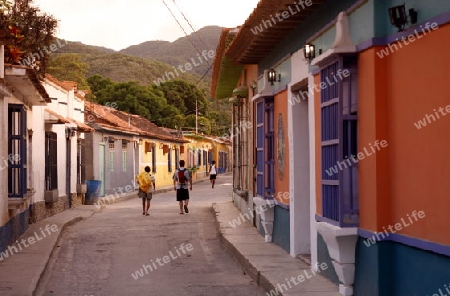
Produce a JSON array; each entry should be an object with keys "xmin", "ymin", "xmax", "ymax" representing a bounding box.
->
[
  {"xmin": 354, "ymin": 238, "xmax": 450, "ymax": 296},
  {"xmin": 272, "ymin": 206, "xmax": 290, "ymax": 253},
  {"xmin": 30, "ymin": 197, "xmax": 66, "ymax": 223},
  {"xmin": 72, "ymin": 193, "xmax": 83, "ymax": 207},
  {"xmin": 0, "ymin": 209, "xmax": 29, "ymax": 253},
  {"xmin": 317, "ymin": 233, "xmax": 341, "ymax": 285}
]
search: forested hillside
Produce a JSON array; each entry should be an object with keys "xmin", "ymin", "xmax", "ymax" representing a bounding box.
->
[{"xmin": 120, "ymin": 26, "xmax": 222, "ymax": 78}]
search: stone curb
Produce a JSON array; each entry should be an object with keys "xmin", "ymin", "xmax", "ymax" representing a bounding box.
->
[
  {"xmin": 212, "ymin": 203, "xmax": 269, "ymax": 290},
  {"xmin": 212, "ymin": 202, "xmax": 340, "ymax": 296},
  {"xmin": 31, "ymin": 214, "xmax": 93, "ymax": 295}
]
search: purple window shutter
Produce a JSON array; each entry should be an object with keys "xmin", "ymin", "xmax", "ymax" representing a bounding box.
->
[
  {"xmin": 320, "ymin": 57, "xmax": 359, "ymax": 227},
  {"xmin": 321, "ymin": 62, "xmax": 340, "ymax": 222},
  {"xmin": 256, "ymin": 100, "xmax": 264, "ymax": 197},
  {"xmin": 341, "ymin": 57, "xmax": 359, "ymax": 226},
  {"xmin": 264, "ymin": 100, "xmax": 274, "ymax": 199}
]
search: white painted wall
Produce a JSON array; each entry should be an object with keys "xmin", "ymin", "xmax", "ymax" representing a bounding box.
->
[
  {"xmin": 308, "ymin": 73, "xmax": 318, "ymax": 266},
  {"xmin": 289, "ymin": 50, "xmax": 312, "ymax": 257},
  {"xmin": 31, "ymin": 106, "xmax": 46, "ymax": 203},
  {"xmin": 0, "ymin": 96, "xmax": 8, "ymax": 225},
  {"xmin": 42, "ymin": 80, "xmax": 81, "ymax": 199}
]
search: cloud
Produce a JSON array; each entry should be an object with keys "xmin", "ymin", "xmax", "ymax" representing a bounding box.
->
[{"xmin": 33, "ymin": 0, "xmax": 259, "ymax": 50}]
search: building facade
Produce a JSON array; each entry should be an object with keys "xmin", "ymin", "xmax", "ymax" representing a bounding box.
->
[
  {"xmin": 212, "ymin": 0, "xmax": 450, "ymax": 295},
  {"xmin": 0, "ymin": 62, "xmax": 51, "ymax": 253}
]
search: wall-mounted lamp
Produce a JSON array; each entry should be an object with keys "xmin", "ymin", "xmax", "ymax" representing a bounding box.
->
[
  {"xmin": 250, "ymin": 80, "xmax": 257, "ymax": 90},
  {"xmin": 303, "ymin": 44, "xmax": 322, "ymax": 61},
  {"xmin": 65, "ymin": 128, "xmax": 76, "ymax": 139},
  {"xmin": 267, "ymin": 69, "xmax": 281, "ymax": 85},
  {"xmin": 389, "ymin": 4, "xmax": 417, "ymax": 32}
]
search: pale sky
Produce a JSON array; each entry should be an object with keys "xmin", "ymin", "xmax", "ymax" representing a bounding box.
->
[{"xmin": 33, "ymin": 0, "xmax": 260, "ymax": 51}]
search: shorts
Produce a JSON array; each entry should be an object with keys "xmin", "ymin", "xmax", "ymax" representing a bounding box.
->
[
  {"xmin": 138, "ymin": 189, "xmax": 152, "ymax": 200},
  {"xmin": 209, "ymin": 174, "xmax": 217, "ymax": 180},
  {"xmin": 176, "ymin": 188, "xmax": 189, "ymax": 201}
]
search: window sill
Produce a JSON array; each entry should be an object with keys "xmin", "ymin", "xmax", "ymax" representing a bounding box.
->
[
  {"xmin": 8, "ymin": 190, "xmax": 33, "ymax": 210},
  {"xmin": 233, "ymin": 188, "xmax": 248, "ymax": 201}
]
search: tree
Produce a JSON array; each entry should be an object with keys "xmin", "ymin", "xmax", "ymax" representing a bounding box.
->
[
  {"xmin": 156, "ymin": 80, "xmax": 209, "ymax": 116},
  {"xmin": 48, "ymin": 54, "xmax": 90, "ymax": 90},
  {"xmin": 1, "ymin": 0, "xmax": 58, "ymax": 76},
  {"xmin": 87, "ymin": 76, "xmax": 182, "ymax": 126}
]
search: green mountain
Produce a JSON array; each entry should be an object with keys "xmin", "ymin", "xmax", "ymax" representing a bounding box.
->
[
  {"xmin": 119, "ymin": 26, "xmax": 223, "ymax": 78},
  {"xmin": 53, "ymin": 41, "xmax": 208, "ymax": 89},
  {"xmin": 51, "ymin": 25, "xmax": 224, "ymax": 93}
]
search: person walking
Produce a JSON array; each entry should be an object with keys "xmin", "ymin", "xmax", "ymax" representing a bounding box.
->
[
  {"xmin": 209, "ymin": 160, "xmax": 217, "ymax": 188},
  {"xmin": 173, "ymin": 160, "xmax": 192, "ymax": 214},
  {"xmin": 136, "ymin": 166, "xmax": 155, "ymax": 216}
]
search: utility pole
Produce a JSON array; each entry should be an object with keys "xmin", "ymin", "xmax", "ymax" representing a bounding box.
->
[{"xmin": 195, "ymin": 99, "xmax": 198, "ymax": 134}]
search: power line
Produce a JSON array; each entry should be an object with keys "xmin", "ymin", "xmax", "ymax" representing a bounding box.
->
[
  {"xmin": 195, "ymin": 65, "xmax": 212, "ymax": 86},
  {"xmin": 161, "ymin": 0, "xmax": 210, "ymax": 66},
  {"xmin": 171, "ymin": 0, "xmax": 209, "ymax": 49}
]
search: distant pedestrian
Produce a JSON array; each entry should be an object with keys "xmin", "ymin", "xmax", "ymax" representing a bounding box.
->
[
  {"xmin": 136, "ymin": 166, "xmax": 155, "ymax": 216},
  {"xmin": 173, "ymin": 160, "xmax": 192, "ymax": 214},
  {"xmin": 209, "ymin": 160, "xmax": 217, "ymax": 188}
]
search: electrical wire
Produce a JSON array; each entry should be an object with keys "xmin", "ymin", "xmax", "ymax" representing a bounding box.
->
[
  {"xmin": 161, "ymin": 0, "xmax": 211, "ymax": 66},
  {"xmin": 195, "ymin": 65, "xmax": 212, "ymax": 86},
  {"xmin": 171, "ymin": 0, "xmax": 209, "ymax": 49}
]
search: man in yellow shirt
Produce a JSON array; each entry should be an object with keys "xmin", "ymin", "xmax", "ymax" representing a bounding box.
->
[{"xmin": 137, "ymin": 166, "xmax": 155, "ymax": 216}]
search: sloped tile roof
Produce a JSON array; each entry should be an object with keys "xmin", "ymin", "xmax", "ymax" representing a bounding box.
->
[
  {"xmin": 112, "ymin": 109, "xmax": 188, "ymax": 143},
  {"xmin": 84, "ymin": 102, "xmax": 187, "ymax": 143},
  {"xmin": 44, "ymin": 74, "xmax": 73, "ymax": 91},
  {"xmin": 226, "ymin": 0, "xmax": 326, "ymax": 64},
  {"xmin": 45, "ymin": 108, "xmax": 94, "ymax": 132}
]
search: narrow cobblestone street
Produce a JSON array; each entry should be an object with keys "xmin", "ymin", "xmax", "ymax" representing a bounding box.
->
[{"xmin": 35, "ymin": 175, "xmax": 265, "ymax": 296}]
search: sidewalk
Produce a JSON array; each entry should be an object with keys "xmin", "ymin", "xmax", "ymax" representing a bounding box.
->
[
  {"xmin": 0, "ymin": 178, "xmax": 209, "ymax": 296},
  {"xmin": 212, "ymin": 202, "xmax": 340, "ymax": 296},
  {"xmin": 0, "ymin": 205, "xmax": 102, "ymax": 296}
]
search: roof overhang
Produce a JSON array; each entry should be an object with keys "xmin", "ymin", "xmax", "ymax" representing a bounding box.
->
[
  {"xmin": 0, "ymin": 80, "xmax": 13, "ymax": 97},
  {"xmin": 211, "ymin": 28, "xmax": 245, "ymax": 100},
  {"xmin": 45, "ymin": 108, "xmax": 70, "ymax": 124},
  {"xmin": 226, "ymin": 0, "xmax": 326, "ymax": 64},
  {"xmin": 45, "ymin": 109, "xmax": 94, "ymax": 132},
  {"xmin": 5, "ymin": 65, "xmax": 50, "ymax": 105}
]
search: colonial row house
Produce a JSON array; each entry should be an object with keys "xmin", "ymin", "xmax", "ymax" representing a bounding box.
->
[
  {"xmin": 180, "ymin": 132, "xmax": 231, "ymax": 180},
  {"xmin": 0, "ymin": 56, "xmax": 91, "ymax": 252},
  {"xmin": 83, "ymin": 102, "xmax": 189, "ymax": 197},
  {"xmin": 41, "ymin": 75, "xmax": 93, "ymax": 211},
  {"xmin": 212, "ymin": 0, "xmax": 450, "ymax": 295}
]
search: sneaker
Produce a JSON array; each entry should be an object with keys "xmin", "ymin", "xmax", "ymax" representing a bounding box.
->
[{"xmin": 184, "ymin": 205, "xmax": 189, "ymax": 213}]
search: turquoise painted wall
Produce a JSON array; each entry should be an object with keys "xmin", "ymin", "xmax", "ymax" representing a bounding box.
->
[
  {"xmin": 353, "ymin": 238, "xmax": 393, "ymax": 296},
  {"xmin": 259, "ymin": 0, "xmax": 362, "ymax": 75},
  {"xmin": 354, "ymin": 238, "xmax": 450, "ymax": 296},
  {"xmin": 272, "ymin": 206, "xmax": 290, "ymax": 253},
  {"xmin": 317, "ymin": 233, "xmax": 340, "ymax": 285},
  {"xmin": 257, "ymin": 57, "xmax": 292, "ymax": 94},
  {"xmin": 375, "ymin": 0, "xmax": 450, "ymax": 37},
  {"xmin": 259, "ymin": 0, "xmax": 450, "ymax": 78}
]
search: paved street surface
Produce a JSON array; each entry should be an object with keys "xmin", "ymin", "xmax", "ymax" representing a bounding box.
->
[{"xmin": 35, "ymin": 175, "xmax": 266, "ymax": 296}]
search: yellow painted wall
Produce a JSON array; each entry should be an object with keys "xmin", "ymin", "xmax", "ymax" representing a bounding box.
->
[{"xmin": 140, "ymin": 139, "xmax": 184, "ymax": 187}]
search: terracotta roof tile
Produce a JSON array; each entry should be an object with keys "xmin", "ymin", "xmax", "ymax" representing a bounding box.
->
[
  {"xmin": 62, "ymin": 81, "xmax": 77, "ymax": 90},
  {"xmin": 45, "ymin": 108, "xmax": 70, "ymax": 123},
  {"xmin": 45, "ymin": 74, "xmax": 73, "ymax": 91},
  {"xmin": 112, "ymin": 110, "xmax": 187, "ymax": 143},
  {"xmin": 84, "ymin": 102, "xmax": 186, "ymax": 142},
  {"xmin": 45, "ymin": 109, "xmax": 94, "ymax": 132}
]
